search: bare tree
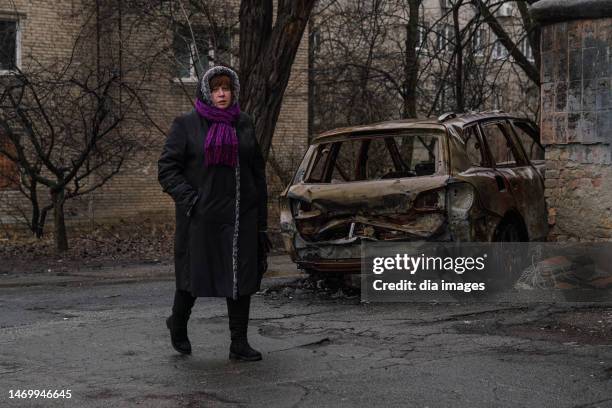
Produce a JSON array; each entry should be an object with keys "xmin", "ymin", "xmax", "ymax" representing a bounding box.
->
[
  {"xmin": 0, "ymin": 1, "xmax": 158, "ymax": 251},
  {"xmin": 239, "ymin": 0, "xmax": 317, "ymax": 162},
  {"xmin": 310, "ymin": 0, "xmax": 540, "ymax": 134},
  {"xmin": 472, "ymin": 0, "xmax": 539, "ymax": 85},
  {"xmin": 404, "ymin": 0, "xmax": 422, "ymax": 118},
  {"xmin": 136, "ymin": 0, "xmax": 315, "ymax": 172}
]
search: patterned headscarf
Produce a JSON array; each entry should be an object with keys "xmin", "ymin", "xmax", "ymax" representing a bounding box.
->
[{"xmin": 195, "ymin": 66, "xmax": 241, "ymax": 167}]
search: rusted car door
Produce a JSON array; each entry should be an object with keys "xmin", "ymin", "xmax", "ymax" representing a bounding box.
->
[
  {"xmin": 479, "ymin": 120, "xmax": 547, "ymax": 241},
  {"xmin": 450, "ymin": 124, "xmax": 512, "ymax": 239}
]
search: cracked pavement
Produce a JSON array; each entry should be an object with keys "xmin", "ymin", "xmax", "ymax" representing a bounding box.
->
[{"xmin": 1, "ymin": 277, "xmax": 611, "ymax": 407}]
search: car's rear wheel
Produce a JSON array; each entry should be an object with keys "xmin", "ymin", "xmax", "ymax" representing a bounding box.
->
[
  {"xmin": 494, "ymin": 221, "xmax": 522, "ymax": 242},
  {"xmin": 493, "ymin": 219, "xmax": 529, "ymax": 291}
]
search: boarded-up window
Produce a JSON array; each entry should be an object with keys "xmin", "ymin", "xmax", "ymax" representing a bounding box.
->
[{"xmin": 0, "ymin": 132, "xmax": 18, "ymax": 189}]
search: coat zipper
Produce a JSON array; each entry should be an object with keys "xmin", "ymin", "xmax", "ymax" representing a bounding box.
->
[{"xmin": 232, "ymin": 161, "xmax": 240, "ymax": 300}]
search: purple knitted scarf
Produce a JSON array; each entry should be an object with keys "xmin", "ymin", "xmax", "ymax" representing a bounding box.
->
[{"xmin": 195, "ymin": 99, "xmax": 241, "ymax": 167}]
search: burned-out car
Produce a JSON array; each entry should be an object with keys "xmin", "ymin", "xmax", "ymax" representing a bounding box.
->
[{"xmin": 279, "ymin": 112, "xmax": 548, "ymax": 274}]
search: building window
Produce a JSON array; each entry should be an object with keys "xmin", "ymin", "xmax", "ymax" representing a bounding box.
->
[
  {"xmin": 520, "ymin": 38, "xmax": 533, "ymax": 62},
  {"xmin": 440, "ymin": 0, "xmax": 452, "ymax": 12},
  {"xmin": 415, "ymin": 3, "xmax": 428, "ymax": 52},
  {"xmin": 493, "ymin": 92, "xmax": 503, "ymax": 110},
  {"xmin": 436, "ymin": 24, "xmax": 453, "ymax": 53},
  {"xmin": 495, "ymin": 2, "xmax": 513, "ymax": 17},
  {"xmin": 173, "ymin": 26, "xmax": 232, "ymax": 81},
  {"xmin": 472, "ymin": 28, "xmax": 485, "ymax": 57},
  {"xmin": 492, "ymin": 40, "xmax": 507, "ymax": 60},
  {"xmin": 416, "ymin": 22, "xmax": 428, "ymax": 51},
  {"xmin": 0, "ymin": 19, "xmax": 20, "ymax": 74}
]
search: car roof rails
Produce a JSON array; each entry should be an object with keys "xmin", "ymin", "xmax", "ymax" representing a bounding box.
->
[{"xmin": 437, "ymin": 112, "xmax": 457, "ymax": 122}]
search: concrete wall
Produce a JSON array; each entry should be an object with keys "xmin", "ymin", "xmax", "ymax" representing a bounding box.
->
[{"xmin": 539, "ymin": 18, "xmax": 612, "ymax": 240}]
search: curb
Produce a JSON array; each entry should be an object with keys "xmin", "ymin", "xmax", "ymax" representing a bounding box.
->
[{"xmin": 0, "ymin": 255, "xmax": 303, "ymax": 289}]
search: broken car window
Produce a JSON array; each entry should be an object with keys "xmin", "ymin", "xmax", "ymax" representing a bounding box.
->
[
  {"xmin": 308, "ymin": 144, "xmax": 331, "ymax": 182},
  {"xmin": 305, "ymin": 132, "xmax": 442, "ymax": 183},
  {"xmin": 512, "ymin": 121, "xmax": 544, "ymax": 161},
  {"xmin": 365, "ymin": 138, "xmax": 396, "ymax": 180},
  {"xmin": 463, "ymin": 126, "xmax": 485, "ymax": 167},
  {"xmin": 393, "ymin": 133, "xmax": 439, "ymax": 177},
  {"xmin": 331, "ymin": 140, "xmax": 360, "ymax": 183},
  {"xmin": 482, "ymin": 123, "xmax": 519, "ymax": 167}
]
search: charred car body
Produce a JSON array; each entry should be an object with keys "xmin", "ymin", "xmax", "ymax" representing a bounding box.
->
[{"xmin": 280, "ymin": 112, "xmax": 548, "ymax": 274}]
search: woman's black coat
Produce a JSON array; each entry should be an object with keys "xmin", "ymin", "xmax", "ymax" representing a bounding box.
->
[{"xmin": 158, "ymin": 110, "xmax": 267, "ymax": 298}]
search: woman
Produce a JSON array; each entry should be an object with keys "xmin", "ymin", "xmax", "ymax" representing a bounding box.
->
[{"xmin": 158, "ymin": 65, "xmax": 270, "ymax": 361}]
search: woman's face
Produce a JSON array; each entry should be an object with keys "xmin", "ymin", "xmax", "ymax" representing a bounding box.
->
[{"xmin": 211, "ymin": 84, "xmax": 232, "ymax": 109}]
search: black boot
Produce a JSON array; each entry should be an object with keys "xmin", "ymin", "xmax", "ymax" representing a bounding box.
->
[
  {"xmin": 167, "ymin": 289, "xmax": 196, "ymax": 355},
  {"xmin": 227, "ymin": 295, "xmax": 262, "ymax": 361}
]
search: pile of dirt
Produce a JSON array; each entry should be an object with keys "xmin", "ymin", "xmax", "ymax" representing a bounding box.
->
[{"xmin": 0, "ymin": 222, "xmax": 175, "ymax": 274}]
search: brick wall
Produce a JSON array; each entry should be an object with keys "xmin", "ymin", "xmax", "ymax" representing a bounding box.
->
[
  {"xmin": 540, "ymin": 18, "xmax": 612, "ymax": 240},
  {"xmin": 0, "ymin": 0, "xmax": 88, "ymax": 230}
]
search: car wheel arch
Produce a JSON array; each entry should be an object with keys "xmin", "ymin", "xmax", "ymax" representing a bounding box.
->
[{"xmin": 493, "ymin": 210, "xmax": 529, "ymax": 242}]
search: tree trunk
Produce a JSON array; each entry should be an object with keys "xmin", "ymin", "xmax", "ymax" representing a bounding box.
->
[
  {"xmin": 453, "ymin": 1, "xmax": 464, "ymax": 113},
  {"xmin": 472, "ymin": 0, "xmax": 540, "ymax": 85},
  {"xmin": 239, "ymin": 0, "xmax": 317, "ymax": 162},
  {"xmin": 239, "ymin": 0, "xmax": 272, "ymax": 82},
  {"xmin": 403, "ymin": 0, "xmax": 420, "ymax": 119},
  {"xmin": 26, "ymin": 177, "xmax": 44, "ymax": 237},
  {"xmin": 307, "ymin": 14, "xmax": 315, "ymax": 141},
  {"xmin": 516, "ymin": 0, "xmax": 540, "ymax": 72},
  {"xmin": 52, "ymin": 188, "xmax": 68, "ymax": 252}
]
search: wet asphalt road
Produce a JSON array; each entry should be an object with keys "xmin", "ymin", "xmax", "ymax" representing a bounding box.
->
[{"xmin": 1, "ymin": 279, "xmax": 611, "ymax": 408}]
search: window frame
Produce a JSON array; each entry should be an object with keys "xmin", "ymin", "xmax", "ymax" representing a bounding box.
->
[
  {"xmin": 305, "ymin": 131, "xmax": 447, "ymax": 184},
  {"xmin": 172, "ymin": 26, "xmax": 233, "ymax": 83},
  {"xmin": 436, "ymin": 24, "xmax": 454, "ymax": 54},
  {"xmin": 440, "ymin": 0, "xmax": 452, "ymax": 12},
  {"xmin": 519, "ymin": 37, "xmax": 534, "ymax": 62},
  {"xmin": 0, "ymin": 17, "xmax": 22, "ymax": 76},
  {"xmin": 416, "ymin": 21, "xmax": 429, "ymax": 52},
  {"xmin": 492, "ymin": 40, "xmax": 508, "ymax": 60},
  {"xmin": 508, "ymin": 119, "xmax": 544, "ymax": 163},
  {"xmin": 479, "ymin": 119, "xmax": 528, "ymax": 168},
  {"xmin": 471, "ymin": 28, "xmax": 486, "ymax": 57},
  {"xmin": 462, "ymin": 124, "xmax": 490, "ymax": 168},
  {"xmin": 495, "ymin": 2, "xmax": 514, "ymax": 17}
]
